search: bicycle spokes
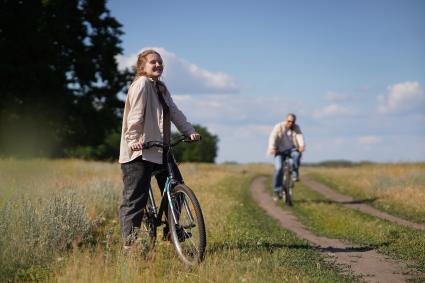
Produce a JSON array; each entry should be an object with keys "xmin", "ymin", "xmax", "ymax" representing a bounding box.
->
[{"xmin": 168, "ymin": 184, "xmax": 206, "ymax": 265}]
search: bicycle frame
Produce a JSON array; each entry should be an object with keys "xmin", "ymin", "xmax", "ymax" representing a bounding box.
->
[
  {"xmin": 138, "ymin": 135, "xmax": 206, "ymax": 265},
  {"xmin": 146, "ymin": 177, "xmax": 172, "ymax": 228},
  {"xmin": 283, "ymin": 154, "xmax": 294, "ymax": 187},
  {"xmin": 145, "ymin": 139, "xmax": 194, "ymax": 229},
  {"xmin": 277, "ymin": 149, "xmax": 295, "ymax": 206},
  {"xmin": 279, "ymin": 149, "xmax": 294, "ymax": 176},
  {"xmin": 283, "ymin": 155, "xmax": 292, "ymax": 175}
]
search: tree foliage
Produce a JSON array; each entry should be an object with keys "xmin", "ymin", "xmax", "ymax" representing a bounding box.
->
[
  {"xmin": 172, "ymin": 125, "xmax": 219, "ymax": 163},
  {"xmin": 0, "ymin": 0, "xmax": 131, "ymax": 157},
  {"xmin": 0, "ymin": 1, "xmax": 217, "ymax": 162}
]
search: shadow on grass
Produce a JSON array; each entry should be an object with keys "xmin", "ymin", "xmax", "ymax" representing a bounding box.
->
[
  {"xmin": 208, "ymin": 241, "xmax": 313, "ymax": 254},
  {"xmin": 208, "ymin": 241, "xmax": 391, "ymax": 256},
  {"xmin": 319, "ymin": 242, "xmax": 390, "ymax": 253},
  {"xmin": 295, "ymin": 198, "xmax": 378, "ymax": 205}
]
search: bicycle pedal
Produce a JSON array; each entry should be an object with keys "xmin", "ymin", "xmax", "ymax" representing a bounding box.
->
[{"xmin": 176, "ymin": 227, "xmax": 190, "ymax": 242}]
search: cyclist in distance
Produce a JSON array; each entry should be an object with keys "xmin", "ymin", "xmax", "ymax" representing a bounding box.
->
[
  {"xmin": 267, "ymin": 113, "xmax": 305, "ymax": 200},
  {"xmin": 118, "ymin": 49, "xmax": 201, "ymax": 251}
]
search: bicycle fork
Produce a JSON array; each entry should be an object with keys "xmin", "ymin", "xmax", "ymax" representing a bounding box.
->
[{"xmin": 165, "ymin": 179, "xmax": 196, "ymax": 227}]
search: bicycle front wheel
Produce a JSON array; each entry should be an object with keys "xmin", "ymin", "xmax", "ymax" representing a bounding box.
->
[
  {"xmin": 283, "ymin": 163, "xmax": 293, "ymax": 206},
  {"xmin": 168, "ymin": 184, "xmax": 206, "ymax": 265}
]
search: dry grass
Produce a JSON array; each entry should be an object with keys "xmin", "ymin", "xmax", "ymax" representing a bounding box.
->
[
  {"xmin": 52, "ymin": 162, "xmax": 354, "ymax": 283},
  {"xmin": 0, "ymin": 159, "xmax": 121, "ymax": 280},
  {"xmin": 286, "ymin": 181, "xmax": 425, "ymax": 278},
  {"xmin": 1, "ymin": 159, "xmax": 354, "ymax": 282},
  {"xmin": 53, "ymin": 163, "xmax": 252, "ymax": 282},
  {"xmin": 305, "ymin": 163, "xmax": 425, "ymax": 223}
]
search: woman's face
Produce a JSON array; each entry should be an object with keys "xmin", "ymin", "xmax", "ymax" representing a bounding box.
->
[{"xmin": 143, "ymin": 53, "xmax": 163, "ymax": 79}]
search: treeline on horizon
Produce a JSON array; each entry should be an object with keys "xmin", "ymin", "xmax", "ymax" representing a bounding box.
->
[
  {"xmin": 303, "ymin": 160, "xmax": 423, "ymax": 167},
  {"xmin": 221, "ymin": 160, "xmax": 423, "ymax": 166},
  {"xmin": 305, "ymin": 160, "xmax": 376, "ymax": 167},
  {"xmin": 0, "ymin": 0, "xmax": 218, "ymax": 162}
]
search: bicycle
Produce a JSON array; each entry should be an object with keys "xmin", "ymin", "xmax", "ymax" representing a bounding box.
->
[
  {"xmin": 278, "ymin": 150, "xmax": 295, "ymax": 206},
  {"xmin": 137, "ymin": 135, "xmax": 206, "ymax": 265}
]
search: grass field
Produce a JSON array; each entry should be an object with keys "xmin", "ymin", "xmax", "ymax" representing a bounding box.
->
[
  {"xmin": 0, "ymin": 159, "xmax": 356, "ymax": 282},
  {"xmin": 2, "ymin": 160, "xmax": 424, "ymax": 282},
  {"xmin": 274, "ymin": 181, "xmax": 425, "ymax": 276},
  {"xmin": 305, "ymin": 163, "xmax": 425, "ymax": 224},
  {"xmin": 271, "ymin": 163, "xmax": 425, "ymax": 281}
]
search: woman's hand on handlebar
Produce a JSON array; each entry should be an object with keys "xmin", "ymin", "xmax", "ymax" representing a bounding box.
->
[
  {"xmin": 189, "ymin": 132, "xmax": 201, "ymax": 141},
  {"xmin": 131, "ymin": 133, "xmax": 200, "ymax": 151}
]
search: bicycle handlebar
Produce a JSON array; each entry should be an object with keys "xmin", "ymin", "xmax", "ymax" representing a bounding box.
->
[{"xmin": 142, "ymin": 135, "xmax": 200, "ymax": 149}]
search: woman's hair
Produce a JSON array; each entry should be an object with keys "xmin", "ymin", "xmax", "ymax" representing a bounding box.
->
[{"xmin": 133, "ymin": 49, "xmax": 161, "ymax": 82}]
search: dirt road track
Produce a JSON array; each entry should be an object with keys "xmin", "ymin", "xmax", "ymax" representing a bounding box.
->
[
  {"xmin": 301, "ymin": 176, "xmax": 425, "ymax": 231},
  {"xmin": 250, "ymin": 177, "xmax": 418, "ymax": 283}
]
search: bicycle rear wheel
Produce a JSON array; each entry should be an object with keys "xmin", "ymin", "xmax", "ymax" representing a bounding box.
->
[
  {"xmin": 283, "ymin": 161, "xmax": 293, "ymax": 206},
  {"xmin": 168, "ymin": 184, "xmax": 206, "ymax": 265}
]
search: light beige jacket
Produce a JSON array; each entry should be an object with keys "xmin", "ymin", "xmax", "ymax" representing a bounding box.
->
[
  {"xmin": 267, "ymin": 121, "xmax": 305, "ymax": 155},
  {"xmin": 119, "ymin": 76, "xmax": 195, "ymax": 164}
]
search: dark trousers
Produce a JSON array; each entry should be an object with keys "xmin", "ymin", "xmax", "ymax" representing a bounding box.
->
[{"xmin": 120, "ymin": 156, "xmax": 167, "ymax": 243}]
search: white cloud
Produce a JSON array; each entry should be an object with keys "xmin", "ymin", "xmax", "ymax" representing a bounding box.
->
[
  {"xmin": 116, "ymin": 54, "xmax": 136, "ymax": 71},
  {"xmin": 313, "ymin": 103, "xmax": 354, "ymax": 118},
  {"xmin": 114, "ymin": 55, "xmax": 425, "ymax": 162},
  {"xmin": 168, "ymin": 91, "xmax": 425, "ymax": 163},
  {"xmin": 312, "ymin": 90, "xmax": 359, "ymax": 119},
  {"xmin": 116, "ymin": 47, "xmax": 240, "ymax": 94},
  {"xmin": 172, "ymin": 94, "xmax": 303, "ymax": 125},
  {"xmin": 325, "ymin": 91, "xmax": 349, "ymax": 102},
  {"xmin": 357, "ymin": 136, "xmax": 381, "ymax": 145},
  {"xmin": 378, "ymin": 81, "xmax": 425, "ymax": 114},
  {"xmin": 169, "ymin": 94, "xmax": 308, "ymax": 163}
]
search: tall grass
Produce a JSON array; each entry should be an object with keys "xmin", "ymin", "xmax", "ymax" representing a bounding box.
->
[
  {"xmin": 0, "ymin": 159, "xmax": 354, "ymax": 282},
  {"xmin": 53, "ymin": 163, "xmax": 356, "ymax": 282},
  {"xmin": 0, "ymin": 159, "xmax": 121, "ymax": 281},
  {"xmin": 306, "ymin": 163, "xmax": 425, "ymax": 223},
  {"xmin": 0, "ymin": 192, "xmax": 93, "ymax": 280}
]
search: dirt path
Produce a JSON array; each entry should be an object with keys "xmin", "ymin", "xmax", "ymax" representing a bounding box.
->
[
  {"xmin": 250, "ymin": 177, "xmax": 416, "ymax": 283},
  {"xmin": 302, "ymin": 176, "xmax": 425, "ymax": 231}
]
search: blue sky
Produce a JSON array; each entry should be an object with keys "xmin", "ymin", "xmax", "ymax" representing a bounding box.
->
[{"xmin": 108, "ymin": 0, "xmax": 425, "ymax": 163}]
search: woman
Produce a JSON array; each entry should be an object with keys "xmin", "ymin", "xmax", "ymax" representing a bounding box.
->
[{"xmin": 119, "ymin": 49, "xmax": 200, "ymax": 249}]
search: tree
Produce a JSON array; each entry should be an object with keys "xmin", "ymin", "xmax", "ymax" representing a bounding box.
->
[
  {"xmin": 172, "ymin": 125, "xmax": 218, "ymax": 163},
  {"xmin": 0, "ymin": 0, "xmax": 131, "ymax": 157}
]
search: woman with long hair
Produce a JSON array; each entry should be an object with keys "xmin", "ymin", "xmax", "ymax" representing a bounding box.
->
[{"xmin": 118, "ymin": 49, "xmax": 200, "ymax": 250}]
